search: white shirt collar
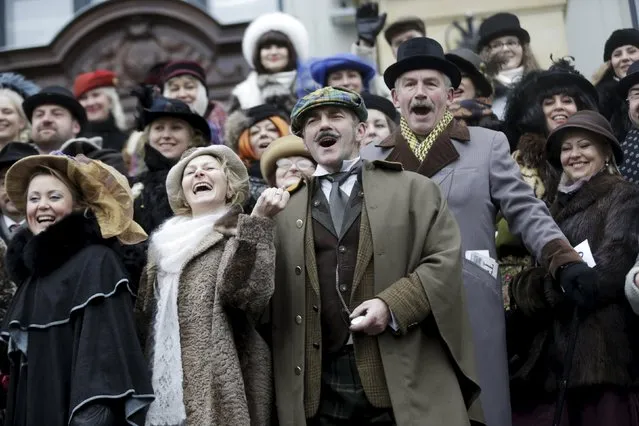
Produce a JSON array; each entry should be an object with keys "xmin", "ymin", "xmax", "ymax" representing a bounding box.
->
[
  {"xmin": 3, "ymin": 215, "xmax": 21, "ymax": 228},
  {"xmin": 312, "ymin": 157, "xmax": 361, "ymax": 177}
]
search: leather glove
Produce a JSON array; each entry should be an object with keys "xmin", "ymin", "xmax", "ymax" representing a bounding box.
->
[
  {"xmin": 557, "ymin": 262, "xmax": 599, "ymax": 311},
  {"xmin": 356, "ymin": 2, "xmax": 387, "ymax": 46}
]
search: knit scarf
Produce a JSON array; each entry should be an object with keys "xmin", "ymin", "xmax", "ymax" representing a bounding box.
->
[
  {"xmin": 145, "ymin": 209, "xmax": 229, "ymax": 426},
  {"xmin": 495, "ymin": 66, "xmax": 524, "ymax": 87},
  {"xmin": 400, "ymin": 110, "xmax": 453, "ymax": 162}
]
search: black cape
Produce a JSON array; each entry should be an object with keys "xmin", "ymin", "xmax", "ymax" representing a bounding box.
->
[{"xmin": 1, "ymin": 212, "xmax": 153, "ymax": 426}]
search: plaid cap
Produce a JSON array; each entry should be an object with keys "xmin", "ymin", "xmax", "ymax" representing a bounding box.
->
[{"xmin": 290, "ymin": 86, "xmax": 368, "ymax": 135}]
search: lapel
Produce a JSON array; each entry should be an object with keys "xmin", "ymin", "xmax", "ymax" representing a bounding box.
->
[
  {"xmin": 304, "ymin": 179, "xmax": 321, "ymax": 297},
  {"xmin": 339, "ymin": 178, "xmax": 364, "ymax": 240},
  {"xmin": 310, "ymin": 177, "xmax": 337, "ymax": 237},
  {"xmin": 378, "ymin": 119, "xmax": 470, "ymax": 178},
  {"xmin": 350, "ymin": 196, "xmax": 373, "ymax": 299}
]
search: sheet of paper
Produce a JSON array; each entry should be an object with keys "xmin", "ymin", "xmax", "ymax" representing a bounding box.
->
[
  {"xmin": 465, "ymin": 251, "xmax": 499, "ymax": 279},
  {"xmin": 574, "ymin": 239, "xmax": 596, "ymax": 267}
]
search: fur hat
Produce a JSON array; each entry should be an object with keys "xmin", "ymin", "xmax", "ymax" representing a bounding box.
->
[
  {"xmin": 603, "ymin": 28, "xmax": 639, "ymax": 62},
  {"xmin": 0, "ymin": 73, "xmax": 40, "ymax": 99},
  {"xmin": 504, "ymin": 57, "xmax": 599, "ymax": 149},
  {"xmin": 242, "ymin": 12, "xmax": 309, "ymax": 68},
  {"xmin": 6, "ymin": 153, "xmax": 146, "ymax": 245},
  {"xmin": 165, "ymin": 145, "xmax": 248, "ymax": 214}
]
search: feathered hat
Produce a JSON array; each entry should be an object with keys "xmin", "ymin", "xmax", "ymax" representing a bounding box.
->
[{"xmin": 0, "ymin": 73, "xmax": 40, "ymax": 99}]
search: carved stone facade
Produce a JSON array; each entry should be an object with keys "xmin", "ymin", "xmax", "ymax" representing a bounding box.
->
[{"xmin": 0, "ymin": 0, "xmax": 248, "ymax": 124}]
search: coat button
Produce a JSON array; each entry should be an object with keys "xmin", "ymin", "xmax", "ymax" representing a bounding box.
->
[
  {"xmin": 313, "ymin": 200, "xmax": 320, "ymax": 207},
  {"xmin": 295, "ymin": 266, "xmax": 302, "ymax": 275},
  {"xmin": 295, "ymin": 366, "xmax": 302, "ymax": 375},
  {"xmin": 313, "ymin": 305, "xmax": 319, "ymax": 312},
  {"xmin": 313, "ymin": 342, "xmax": 320, "ymax": 349},
  {"xmin": 339, "ymin": 284, "xmax": 348, "ymax": 292},
  {"xmin": 295, "ymin": 315, "xmax": 303, "ymax": 324},
  {"xmin": 338, "ymin": 246, "xmax": 346, "ymax": 253},
  {"xmin": 296, "ymin": 219, "xmax": 303, "ymax": 228}
]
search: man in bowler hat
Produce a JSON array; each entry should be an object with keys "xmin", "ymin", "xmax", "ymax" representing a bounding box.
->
[
  {"xmin": 362, "ymin": 37, "xmax": 598, "ymax": 426},
  {"xmin": 271, "ymin": 86, "xmax": 480, "ymax": 425}
]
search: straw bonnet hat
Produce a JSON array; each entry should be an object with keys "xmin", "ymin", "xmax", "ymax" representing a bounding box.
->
[
  {"xmin": 6, "ymin": 153, "xmax": 147, "ymax": 245},
  {"xmin": 260, "ymin": 135, "xmax": 314, "ymax": 187},
  {"xmin": 165, "ymin": 145, "xmax": 249, "ymax": 214}
]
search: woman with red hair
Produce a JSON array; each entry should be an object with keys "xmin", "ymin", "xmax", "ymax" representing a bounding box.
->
[{"xmin": 225, "ymin": 104, "xmax": 290, "ymax": 210}]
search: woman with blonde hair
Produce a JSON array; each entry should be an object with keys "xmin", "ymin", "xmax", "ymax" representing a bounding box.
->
[
  {"xmin": 131, "ymin": 96, "xmax": 211, "ymax": 234},
  {"xmin": 0, "ymin": 73, "xmax": 39, "ymax": 147},
  {"xmin": 477, "ymin": 12, "xmax": 540, "ymax": 119},
  {"xmin": 73, "ymin": 70, "xmax": 129, "ymax": 152},
  {"xmin": 136, "ymin": 145, "xmax": 288, "ymax": 426},
  {"xmin": 1, "ymin": 153, "xmax": 153, "ymax": 425}
]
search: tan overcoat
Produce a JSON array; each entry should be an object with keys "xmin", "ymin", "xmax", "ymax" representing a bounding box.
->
[{"xmin": 271, "ymin": 160, "xmax": 481, "ymax": 426}]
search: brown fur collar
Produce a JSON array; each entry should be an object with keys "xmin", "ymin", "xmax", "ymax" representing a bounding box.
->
[
  {"xmin": 514, "ymin": 132, "xmax": 547, "ymax": 168},
  {"xmin": 551, "ymin": 173, "xmax": 625, "ymax": 223}
]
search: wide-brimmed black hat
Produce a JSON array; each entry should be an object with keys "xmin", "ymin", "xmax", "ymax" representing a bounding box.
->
[
  {"xmin": 0, "ymin": 142, "xmax": 38, "ymax": 171},
  {"xmin": 384, "ymin": 37, "xmax": 461, "ymax": 89},
  {"xmin": 445, "ymin": 48, "xmax": 493, "ymax": 97},
  {"xmin": 546, "ymin": 110, "xmax": 624, "ymax": 169},
  {"xmin": 141, "ymin": 97, "xmax": 211, "ymax": 140},
  {"xmin": 533, "ymin": 61, "xmax": 599, "ymax": 106},
  {"xmin": 477, "ymin": 12, "xmax": 530, "ymax": 52},
  {"xmin": 618, "ymin": 61, "xmax": 639, "ymax": 97},
  {"xmin": 22, "ymin": 85, "xmax": 87, "ymax": 129}
]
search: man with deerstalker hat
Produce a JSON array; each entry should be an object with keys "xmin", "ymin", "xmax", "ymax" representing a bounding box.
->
[
  {"xmin": 361, "ymin": 37, "xmax": 599, "ymax": 426},
  {"xmin": 270, "ymin": 85, "xmax": 480, "ymax": 425}
]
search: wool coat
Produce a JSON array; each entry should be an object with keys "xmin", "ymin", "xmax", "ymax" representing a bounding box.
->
[
  {"xmin": 361, "ymin": 119, "xmax": 582, "ymax": 426},
  {"xmin": 135, "ymin": 209, "xmax": 275, "ymax": 426},
  {"xmin": 510, "ymin": 173, "xmax": 639, "ymax": 395},
  {"xmin": 271, "ymin": 161, "xmax": 481, "ymax": 426}
]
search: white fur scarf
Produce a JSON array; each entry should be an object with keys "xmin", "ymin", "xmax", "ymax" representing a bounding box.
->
[{"xmin": 145, "ymin": 210, "xmax": 228, "ymax": 426}]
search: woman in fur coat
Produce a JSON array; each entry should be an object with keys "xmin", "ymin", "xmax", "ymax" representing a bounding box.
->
[
  {"xmin": 592, "ymin": 28, "xmax": 639, "ymax": 142},
  {"xmin": 1, "ymin": 153, "xmax": 152, "ymax": 426},
  {"xmin": 508, "ymin": 111, "xmax": 639, "ymax": 425},
  {"xmin": 498, "ymin": 58, "xmax": 599, "ymax": 297},
  {"xmin": 136, "ymin": 145, "xmax": 288, "ymax": 426},
  {"xmin": 230, "ymin": 12, "xmax": 317, "ymax": 114}
]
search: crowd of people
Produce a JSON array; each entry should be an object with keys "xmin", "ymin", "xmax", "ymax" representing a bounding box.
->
[{"xmin": 0, "ymin": 2, "xmax": 637, "ymax": 425}]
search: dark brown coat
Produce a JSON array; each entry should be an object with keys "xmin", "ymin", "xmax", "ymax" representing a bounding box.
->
[{"xmin": 510, "ymin": 173, "xmax": 639, "ymax": 394}]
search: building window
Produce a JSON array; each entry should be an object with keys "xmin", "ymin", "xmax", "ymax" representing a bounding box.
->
[{"xmin": 5, "ymin": 0, "xmax": 74, "ymax": 48}]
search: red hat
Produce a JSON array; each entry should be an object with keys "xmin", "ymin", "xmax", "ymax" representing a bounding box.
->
[{"xmin": 73, "ymin": 70, "xmax": 118, "ymax": 98}]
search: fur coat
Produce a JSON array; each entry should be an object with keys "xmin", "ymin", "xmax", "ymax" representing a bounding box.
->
[
  {"xmin": 509, "ymin": 173, "xmax": 639, "ymax": 396},
  {"xmin": 135, "ymin": 207, "xmax": 275, "ymax": 426}
]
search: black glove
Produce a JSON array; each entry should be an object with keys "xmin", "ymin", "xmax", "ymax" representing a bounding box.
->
[
  {"xmin": 356, "ymin": 3, "xmax": 387, "ymax": 46},
  {"xmin": 557, "ymin": 262, "xmax": 599, "ymax": 311}
]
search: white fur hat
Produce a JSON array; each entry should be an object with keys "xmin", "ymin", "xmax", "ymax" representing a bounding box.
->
[{"xmin": 242, "ymin": 12, "xmax": 309, "ymax": 68}]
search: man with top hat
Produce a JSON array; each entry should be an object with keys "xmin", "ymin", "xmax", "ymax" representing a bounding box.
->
[
  {"xmin": 22, "ymin": 86, "xmax": 128, "ymax": 175},
  {"xmin": 0, "ymin": 142, "xmax": 37, "ymax": 243},
  {"xmin": 271, "ymin": 85, "xmax": 480, "ymax": 426},
  {"xmin": 361, "ymin": 37, "xmax": 597, "ymax": 426},
  {"xmin": 617, "ymin": 60, "xmax": 639, "ymax": 182}
]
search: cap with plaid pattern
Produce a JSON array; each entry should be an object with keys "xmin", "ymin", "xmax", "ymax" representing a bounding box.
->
[{"xmin": 290, "ymin": 86, "xmax": 368, "ymax": 135}]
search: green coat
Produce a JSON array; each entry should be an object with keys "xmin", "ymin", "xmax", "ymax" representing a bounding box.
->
[{"xmin": 271, "ymin": 160, "xmax": 481, "ymax": 426}]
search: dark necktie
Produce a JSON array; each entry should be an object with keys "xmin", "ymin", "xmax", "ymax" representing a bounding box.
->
[{"xmin": 324, "ymin": 163, "xmax": 360, "ymax": 235}]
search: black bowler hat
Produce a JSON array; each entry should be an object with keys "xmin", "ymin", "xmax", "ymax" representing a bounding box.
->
[
  {"xmin": 22, "ymin": 85, "xmax": 87, "ymax": 129},
  {"xmin": 445, "ymin": 48, "xmax": 493, "ymax": 97},
  {"xmin": 383, "ymin": 37, "xmax": 461, "ymax": 89},
  {"xmin": 361, "ymin": 93, "xmax": 399, "ymax": 123},
  {"xmin": 141, "ymin": 96, "xmax": 211, "ymax": 140},
  {"xmin": 0, "ymin": 142, "xmax": 38, "ymax": 171},
  {"xmin": 477, "ymin": 12, "xmax": 530, "ymax": 52},
  {"xmin": 618, "ymin": 60, "xmax": 639, "ymax": 97}
]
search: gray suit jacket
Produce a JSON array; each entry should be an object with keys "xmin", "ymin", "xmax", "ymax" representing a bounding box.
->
[{"xmin": 362, "ymin": 120, "xmax": 576, "ymax": 426}]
